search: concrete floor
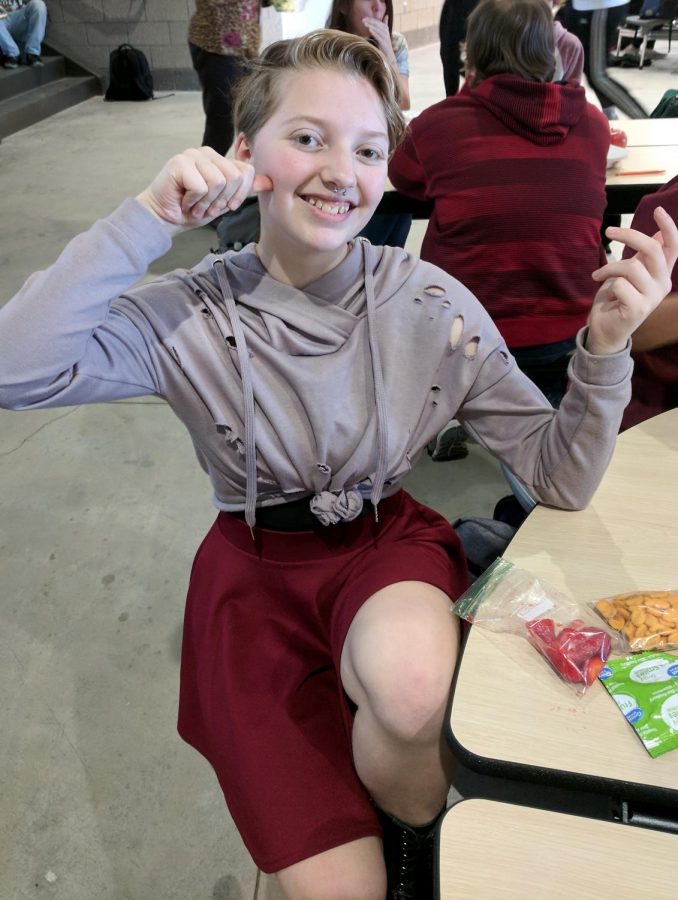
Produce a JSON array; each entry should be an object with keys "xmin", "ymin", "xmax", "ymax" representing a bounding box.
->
[{"xmin": 1, "ymin": 42, "xmax": 676, "ymax": 900}]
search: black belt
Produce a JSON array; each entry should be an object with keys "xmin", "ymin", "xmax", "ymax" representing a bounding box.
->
[{"xmin": 230, "ymin": 494, "xmax": 371, "ymax": 532}]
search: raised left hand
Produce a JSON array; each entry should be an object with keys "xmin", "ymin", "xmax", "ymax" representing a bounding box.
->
[{"xmin": 587, "ymin": 206, "xmax": 678, "ymax": 355}]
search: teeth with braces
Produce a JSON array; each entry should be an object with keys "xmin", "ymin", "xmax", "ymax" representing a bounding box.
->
[{"xmin": 306, "ymin": 197, "xmax": 350, "ymax": 215}]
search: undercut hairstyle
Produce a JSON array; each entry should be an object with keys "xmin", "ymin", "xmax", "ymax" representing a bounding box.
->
[
  {"xmin": 464, "ymin": 0, "xmax": 556, "ymax": 86},
  {"xmin": 326, "ymin": 0, "xmax": 395, "ymax": 37},
  {"xmin": 232, "ymin": 29, "xmax": 406, "ymax": 153}
]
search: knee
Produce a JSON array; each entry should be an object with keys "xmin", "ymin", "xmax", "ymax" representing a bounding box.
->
[
  {"xmin": 364, "ymin": 649, "xmax": 454, "ymax": 744},
  {"xmin": 342, "ymin": 584, "xmax": 459, "ymax": 745}
]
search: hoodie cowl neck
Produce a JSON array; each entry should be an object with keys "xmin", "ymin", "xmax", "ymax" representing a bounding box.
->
[{"xmin": 464, "ymin": 74, "xmax": 588, "ymax": 146}]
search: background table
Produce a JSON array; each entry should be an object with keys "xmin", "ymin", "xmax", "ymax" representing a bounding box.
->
[
  {"xmin": 605, "ymin": 144, "xmax": 678, "ymax": 215},
  {"xmin": 438, "ymin": 799, "xmax": 678, "ymax": 899},
  {"xmin": 448, "ymin": 410, "xmax": 678, "ymax": 821},
  {"xmin": 620, "ymin": 118, "xmax": 678, "ymax": 146}
]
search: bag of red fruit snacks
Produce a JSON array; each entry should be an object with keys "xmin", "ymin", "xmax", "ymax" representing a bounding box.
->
[{"xmin": 453, "ymin": 559, "xmax": 624, "ymax": 695}]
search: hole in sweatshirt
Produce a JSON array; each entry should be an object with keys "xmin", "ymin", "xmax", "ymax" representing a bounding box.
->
[
  {"xmin": 465, "ymin": 336, "xmax": 480, "ymax": 360},
  {"xmin": 317, "ymin": 463, "xmax": 331, "ymax": 474},
  {"xmin": 431, "ymin": 385, "xmax": 441, "ymax": 393},
  {"xmin": 217, "ymin": 425, "xmax": 246, "ymax": 455},
  {"xmin": 450, "ymin": 316, "xmax": 464, "ymax": 349},
  {"xmin": 226, "ymin": 335, "xmax": 236, "ymax": 348},
  {"xmin": 499, "ymin": 350, "xmax": 510, "ymax": 364},
  {"xmin": 441, "ymin": 300, "xmax": 451, "ymax": 309},
  {"xmin": 201, "ymin": 307, "xmax": 212, "ymax": 318},
  {"xmin": 424, "ymin": 285, "xmax": 445, "ymax": 297},
  {"xmin": 413, "ymin": 297, "xmax": 423, "ymax": 305}
]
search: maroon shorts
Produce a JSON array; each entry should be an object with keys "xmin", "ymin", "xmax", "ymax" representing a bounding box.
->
[{"xmin": 177, "ymin": 490, "xmax": 467, "ymax": 873}]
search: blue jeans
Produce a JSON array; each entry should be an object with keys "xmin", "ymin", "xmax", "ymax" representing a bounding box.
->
[{"xmin": 0, "ymin": 0, "xmax": 47, "ymax": 58}]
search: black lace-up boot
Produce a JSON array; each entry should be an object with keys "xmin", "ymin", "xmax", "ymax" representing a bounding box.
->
[{"xmin": 376, "ymin": 806, "xmax": 444, "ymax": 900}]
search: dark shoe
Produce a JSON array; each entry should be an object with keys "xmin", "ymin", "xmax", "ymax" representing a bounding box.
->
[
  {"xmin": 427, "ymin": 421, "xmax": 469, "ymax": 461},
  {"xmin": 2, "ymin": 56, "xmax": 19, "ymax": 69},
  {"xmin": 26, "ymin": 53, "xmax": 44, "ymax": 66},
  {"xmin": 377, "ymin": 807, "xmax": 442, "ymax": 900}
]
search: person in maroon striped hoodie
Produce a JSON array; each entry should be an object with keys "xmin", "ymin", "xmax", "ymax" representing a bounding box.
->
[{"xmin": 390, "ymin": 0, "xmax": 610, "ymax": 407}]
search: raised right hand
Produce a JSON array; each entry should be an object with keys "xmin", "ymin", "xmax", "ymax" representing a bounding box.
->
[
  {"xmin": 362, "ymin": 15, "xmax": 396, "ymax": 64},
  {"xmin": 136, "ymin": 147, "xmax": 273, "ymax": 234}
]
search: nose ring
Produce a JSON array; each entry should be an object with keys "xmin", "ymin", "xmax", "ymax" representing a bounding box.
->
[{"xmin": 332, "ymin": 187, "xmax": 348, "ymax": 196}]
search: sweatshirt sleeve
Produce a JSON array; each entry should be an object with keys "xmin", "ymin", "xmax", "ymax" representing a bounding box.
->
[
  {"xmin": 456, "ymin": 328, "xmax": 632, "ymax": 510},
  {"xmin": 0, "ymin": 199, "xmax": 173, "ymax": 410}
]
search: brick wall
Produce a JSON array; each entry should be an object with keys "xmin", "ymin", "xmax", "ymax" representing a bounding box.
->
[
  {"xmin": 393, "ymin": 0, "xmax": 443, "ymax": 49},
  {"xmin": 45, "ymin": 0, "xmax": 199, "ymax": 89},
  {"xmin": 44, "ymin": 0, "xmax": 443, "ymax": 90}
]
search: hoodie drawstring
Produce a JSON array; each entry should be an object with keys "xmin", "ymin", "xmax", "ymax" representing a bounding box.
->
[
  {"xmin": 213, "ymin": 259, "xmax": 258, "ymax": 535},
  {"xmin": 362, "ymin": 241, "xmax": 389, "ymax": 521}
]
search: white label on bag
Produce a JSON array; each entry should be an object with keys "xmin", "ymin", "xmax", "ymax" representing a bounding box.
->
[{"xmin": 516, "ymin": 598, "xmax": 556, "ymax": 621}]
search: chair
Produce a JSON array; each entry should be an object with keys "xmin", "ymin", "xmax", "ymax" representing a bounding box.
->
[
  {"xmin": 615, "ymin": 0, "xmax": 678, "ymax": 68},
  {"xmin": 500, "ymin": 463, "xmax": 537, "ymax": 514}
]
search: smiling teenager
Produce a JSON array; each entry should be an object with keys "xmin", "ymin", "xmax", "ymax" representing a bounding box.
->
[{"xmin": 1, "ymin": 28, "xmax": 677, "ymax": 900}]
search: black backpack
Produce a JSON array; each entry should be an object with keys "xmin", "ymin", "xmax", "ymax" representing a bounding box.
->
[
  {"xmin": 215, "ymin": 198, "xmax": 261, "ymax": 253},
  {"xmin": 105, "ymin": 44, "xmax": 154, "ymax": 102}
]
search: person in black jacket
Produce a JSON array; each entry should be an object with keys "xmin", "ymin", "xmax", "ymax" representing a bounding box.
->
[{"xmin": 438, "ymin": 0, "xmax": 478, "ymax": 95}]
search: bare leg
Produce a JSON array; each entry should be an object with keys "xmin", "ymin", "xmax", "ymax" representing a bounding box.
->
[
  {"xmin": 275, "ymin": 836, "xmax": 386, "ymax": 900},
  {"xmin": 340, "ymin": 581, "xmax": 460, "ymax": 825}
]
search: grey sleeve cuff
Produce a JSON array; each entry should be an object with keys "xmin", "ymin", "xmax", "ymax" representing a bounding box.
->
[{"xmin": 569, "ymin": 326, "xmax": 633, "ymax": 387}]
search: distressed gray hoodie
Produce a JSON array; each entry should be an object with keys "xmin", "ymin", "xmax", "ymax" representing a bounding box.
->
[{"xmin": 0, "ymin": 199, "xmax": 632, "ymax": 526}]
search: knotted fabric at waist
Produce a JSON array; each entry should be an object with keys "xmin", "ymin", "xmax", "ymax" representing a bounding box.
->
[{"xmin": 229, "ymin": 491, "xmax": 372, "ymax": 532}]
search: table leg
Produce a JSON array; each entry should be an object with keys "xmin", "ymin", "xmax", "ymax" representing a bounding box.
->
[{"xmin": 639, "ymin": 31, "xmax": 649, "ymax": 67}]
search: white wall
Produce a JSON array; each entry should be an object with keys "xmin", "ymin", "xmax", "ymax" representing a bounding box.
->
[{"xmin": 260, "ymin": 0, "xmax": 334, "ymax": 49}]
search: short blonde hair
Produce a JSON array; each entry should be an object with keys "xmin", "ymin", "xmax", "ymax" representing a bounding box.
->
[{"xmin": 233, "ymin": 29, "xmax": 406, "ymax": 153}]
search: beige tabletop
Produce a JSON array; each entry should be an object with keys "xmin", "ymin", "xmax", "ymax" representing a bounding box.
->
[
  {"xmin": 606, "ymin": 144, "xmax": 678, "ymax": 187},
  {"xmin": 618, "ymin": 117, "xmax": 678, "ymax": 147},
  {"xmin": 439, "ymin": 799, "xmax": 678, "ymax": 898},
  {"xmin": 450, "ymin": 409, "xmax": 678, "ymax": 796}
]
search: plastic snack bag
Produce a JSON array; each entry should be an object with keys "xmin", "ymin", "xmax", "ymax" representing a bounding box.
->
[
  {"xmin": 593, "ymin": 590, "xmax": 678, "ymax": 653},
  {"xmin": 598, "ymin": 652, "xmax": 678, "ymax": 758},
  {"xmin": 453, "ymin": 558, "xmax": 622, "ymax": 695}
]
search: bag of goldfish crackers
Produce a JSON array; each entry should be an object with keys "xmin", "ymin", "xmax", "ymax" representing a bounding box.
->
[{"xmin": 593, "ymin": 591, "xmax": 678, "ymax": 653}]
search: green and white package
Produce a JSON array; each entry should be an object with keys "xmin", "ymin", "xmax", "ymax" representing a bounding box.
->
[{"xmin": 598, "ymin": 652, "xmax": 678, "ymax": 758}]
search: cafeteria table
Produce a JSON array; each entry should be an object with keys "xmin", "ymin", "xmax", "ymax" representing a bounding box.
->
[
  {"xmin": 447, "ymin": 409, "xmax": 678, "ymax": 831},
  {"xmin": 437, "ymin": 799, "xmax": 678, "ymax": 899},
  {"xmin": 620, "ymin": 118, "xmax": 678, "ymax": 146},
  {"xmin": 605, "ymin": 143, "xmax": 678, "ymax": 216}
]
